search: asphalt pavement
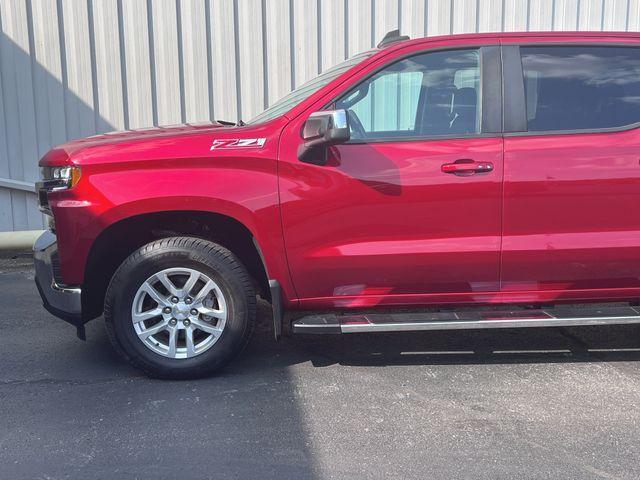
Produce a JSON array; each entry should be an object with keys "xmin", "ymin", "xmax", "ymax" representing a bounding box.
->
[{"xmin": 1, "ymin": 257, "xmax": 640, "ymax": 480}]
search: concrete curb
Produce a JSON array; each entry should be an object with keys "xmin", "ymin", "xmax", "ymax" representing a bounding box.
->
[{"xmin": 0, "ymin": 230, "xmax": 43, "ymax": 257}]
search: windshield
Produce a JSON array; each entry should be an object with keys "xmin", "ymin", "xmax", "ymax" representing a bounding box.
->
[{"xmin": 248, "ymin": 51, "xmax": 375, "ymax": 125}]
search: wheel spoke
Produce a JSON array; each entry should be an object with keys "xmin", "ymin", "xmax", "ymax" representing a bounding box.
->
[
  {"xmin": 191, "ymin": 318, "xmax": 223, "ymax": 336},
  {"xmin": 138, "ymin": 320, "xmax": 168, "ymax": 339},
  {"xmin": 193, "ymin": 279, "xmax": 215, "ymax": 304},
  {"xmin": 185, "ymin": 327, "xmax": 196, "ymax": 357},
  {"xmin": 197, "ymin": 306, "xmax": 226, "ymax": 320},
  {"xmin": 181, "ymin": 271, "xmax": 199, "ymax": 297},
  {"xmin": 141, "ymin": 283, "xmax": 168, "ymax": 306},
  {"xmin": 132, "ymin": 307, "xmax": 163, "ymax": 324},
  {"xmin": 167, "ymin": 328, "xmax": 178, "ymax": 357},
  {"xmin": 157, "ymin": 272, "xmax": 179, "ymax": 296}
]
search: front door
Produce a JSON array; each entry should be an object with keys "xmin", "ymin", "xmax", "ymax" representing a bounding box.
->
[
  {"xmin": 279, "ymin": 46, "xmax": 504, "ymax": 308},
  {"xmin": 502, "ymin": 43, "xmax": 640, "ymax": 296}
]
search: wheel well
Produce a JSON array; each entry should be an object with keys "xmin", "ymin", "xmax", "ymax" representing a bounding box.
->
[{"xmin": 82, "ymin": 211, "xmax": 269, "ymax": 320}]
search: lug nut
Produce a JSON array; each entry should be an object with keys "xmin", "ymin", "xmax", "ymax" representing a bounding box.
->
[
  {"xmin": 183, "ymin": 319, "xmax": 191, "ymax": 327},
  {"xmin": 163, "ymin": 307, "xmax": 171, "ymax": 314},
  {"xmin": 185, "ymin": 297, "xmax": 192, "ymax": 305},
  {"xmin": 190, "ymin": 309, "xmax": 198, "ymax": 316},
  {"xmin": 171, "ymin": 296, "xmax": 179, "ymax": 304},
  {"xmin": 169, "ymin": 318, "xmax": 177, "ymax": 326}
]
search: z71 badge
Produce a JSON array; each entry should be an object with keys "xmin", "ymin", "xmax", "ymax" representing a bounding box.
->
[{"xmin": 210, "ymin": 138, "xmax": 266, "ymax": 151}]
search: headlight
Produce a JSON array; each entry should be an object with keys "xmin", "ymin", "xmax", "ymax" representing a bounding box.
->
[
  {"xmin": 36, "ymin": 166, "xmax": 82, "ymax": 217},
  {"xmin": 39, "ymin": 166, "xmax": 82, "ymax": 192}
]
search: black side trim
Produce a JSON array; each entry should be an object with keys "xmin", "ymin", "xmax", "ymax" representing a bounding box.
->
[
  {"xmin": 481, "ymin": 46, "xmax": 502, "ymax": 134},
  {"xmin": 342, "ymin": 132, "xmax": 501, "ymax": 145},
  {"xmin": 503, "ymin": 121, "xmax": 640, "ymax": 137},
  {"xmin": 501, "ymin": 45, "xmax": 527, "ymax": 133},
  {"xmin": 269, "ymin": 279, "xmax": 283, "ymax": 340}
]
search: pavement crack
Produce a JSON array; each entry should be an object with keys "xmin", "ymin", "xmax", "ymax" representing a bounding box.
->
[{"xmin": 0, "ymin": 377, "xmax": 133, "ymax": 388}]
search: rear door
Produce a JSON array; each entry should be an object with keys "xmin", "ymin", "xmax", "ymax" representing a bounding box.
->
[
  {"xmin": 501, "ymin": 40, "xmax": 640, "ymax": 297},
  {"xmin": 278, "ymin": 43, "xmax": 504, "ymax": 307}
]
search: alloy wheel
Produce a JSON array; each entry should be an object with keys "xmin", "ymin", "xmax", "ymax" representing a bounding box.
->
[{"xmin": 131, "ymin": 267, "xmax": 228, "ymax": 359}]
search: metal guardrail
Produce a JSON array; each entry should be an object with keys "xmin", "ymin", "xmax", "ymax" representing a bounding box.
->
[{"xmin": 0, "ymin": 177, "xmax": 36, "ymax": 193}]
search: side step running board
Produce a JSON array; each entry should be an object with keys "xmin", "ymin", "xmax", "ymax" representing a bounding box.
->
[{"xmin": 292, "ymin": 305, "xmax": 640, "ymax": 334}]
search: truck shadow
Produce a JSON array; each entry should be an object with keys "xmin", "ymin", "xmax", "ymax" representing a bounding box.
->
[{"xmin": 286, "ymin": 327, "xmax": 640, "ymax": 368}]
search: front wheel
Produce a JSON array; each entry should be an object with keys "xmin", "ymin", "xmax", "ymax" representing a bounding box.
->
[{"xmin": 104, "ymin": 237, "xmax": 256, "ymax": 379}]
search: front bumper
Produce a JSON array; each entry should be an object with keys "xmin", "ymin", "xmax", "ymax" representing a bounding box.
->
[{"xmin": 33, "ymin": 231, "xmax": 86, "ymax": 339}]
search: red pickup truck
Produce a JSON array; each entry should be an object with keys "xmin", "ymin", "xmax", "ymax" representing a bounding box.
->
[{"xmin": 34, "ymin": 31, "xmax": 640, "ymax": 378}]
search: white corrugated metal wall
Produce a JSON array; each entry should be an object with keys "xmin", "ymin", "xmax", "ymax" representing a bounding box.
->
[{"xmin": 0, "ymin": 0, "xmax": 637, "ymax": 232}]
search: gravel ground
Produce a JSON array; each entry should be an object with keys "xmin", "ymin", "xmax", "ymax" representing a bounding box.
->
[{"xmin": 1, "ymin": 258, "xmax": 640, "ymax": 479}]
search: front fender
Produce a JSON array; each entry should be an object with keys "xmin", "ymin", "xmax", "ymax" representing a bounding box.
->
[{"xmin": 50, "ymin": 157, "xmax": 290, "ymax": 300}]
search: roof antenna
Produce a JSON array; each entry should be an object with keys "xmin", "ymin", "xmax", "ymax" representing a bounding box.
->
[{"xmin": 377, "ymin": 29, "xmax": 410, "ymax": 48}]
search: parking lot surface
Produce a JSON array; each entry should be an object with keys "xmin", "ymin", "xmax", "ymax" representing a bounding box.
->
[{"xmin": 2, "ymin": 257, "xmax": 640, "ymax": 479}]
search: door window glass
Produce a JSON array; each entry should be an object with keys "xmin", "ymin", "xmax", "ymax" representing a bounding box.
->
[
  {"xmin": 335, "ymin": 49, "xmax": 481, "ymax": 140},
  {"xmin": 521, "ymin": 46, "xmax": 640, "ymax": 132}
]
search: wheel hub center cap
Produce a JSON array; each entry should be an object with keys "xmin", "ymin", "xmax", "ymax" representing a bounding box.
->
[{"xmin": 172, "ymin": 303, "xmax": 190, "ymax": 320}]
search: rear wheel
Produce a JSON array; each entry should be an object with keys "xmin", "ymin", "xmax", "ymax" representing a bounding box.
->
[{"xmin": 104, "ymin": 237, "xmax": 255, "ymax": 379}]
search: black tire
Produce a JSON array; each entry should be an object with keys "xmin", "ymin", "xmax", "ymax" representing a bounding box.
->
[{"xmin": 104, "ymin": 237, "xmax": 256, "ymax": 379}]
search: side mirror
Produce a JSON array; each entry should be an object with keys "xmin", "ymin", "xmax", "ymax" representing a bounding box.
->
[{"xmin": 298, "ymin": 109, "xmax": 350, "ymax": 165}]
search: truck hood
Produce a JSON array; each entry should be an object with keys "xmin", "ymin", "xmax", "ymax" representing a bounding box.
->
[
  {"xmin": 58, "ymin": 122, "xmax": 229, "ymax": 156},
  {"xmin": 39, "ymin": 120, "xmax": 280, "ymax": 167}
]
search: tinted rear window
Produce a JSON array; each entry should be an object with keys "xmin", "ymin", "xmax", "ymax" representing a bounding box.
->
[{"xmin": 521, "ymin": 46, "xmax": 640, "ymax": 132}]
